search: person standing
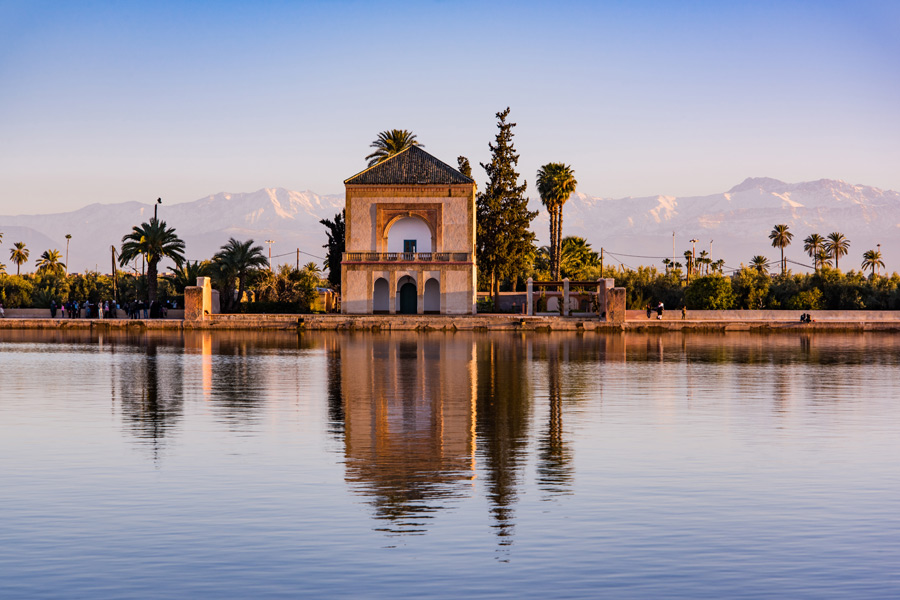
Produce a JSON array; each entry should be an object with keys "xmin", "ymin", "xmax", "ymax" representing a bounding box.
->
[
  {"xmin": 656, "ymin": 301, "xmax": 664, "ymax": 320},
  {"xmin": 0, "ymin": 302, "xmax": 5, "ymax": 318},
  {"xmin": 50, "ymin": 300, "xmax": 57, "ymax": 319}
]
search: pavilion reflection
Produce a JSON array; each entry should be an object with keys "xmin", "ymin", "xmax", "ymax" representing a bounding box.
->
[{"xmin": 338, "ymin": 333, "xmax": 477, "ymax": 533}]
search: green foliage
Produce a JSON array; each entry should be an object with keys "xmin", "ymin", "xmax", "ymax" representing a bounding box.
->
[
  {"xmin": 786, "ymin": 288, "xmax": 824, "ymax": 310},
  {"xmin": 212, "ymin": 238, "xmax": 268, "ymax": 312},
  {"xmin": 684, "ymin": 275, "xmax": 735, "ymax": 309},
  {"xmin": 0, "ymin": 274, "xmax": 33, "ymax": 308},
  {"xmin": 320, "ymin": 210, "xmax": 345, "ymax": 291},
  {"xmin": 252, "ymin": 264, "xmax": 319, "ymax": 312},
  {"xmin": 67, "ymin": 271, "xmax": 114, "ymax": 303},
  {"xmin": 476, "ymin": 107, "xmax": 538, "ymax": 301},
  {"xmin": 119, "ymin": 218, "xmax": 185, "ymax": 303},
  {"xmin": 29, "ymin": 271, "xmax": 70, "ymax": 308},
  {"xmin": 558, "ymin": 236, "xmax": 598, "ymax": 280},
  {"xmin": 169, "ymin": 261, "xmax": 211, "ymax": 295},
  {"xmin": 365, "ymin": 130, "xmax": 422, "ymax": 167},
  {"xmin": 732, "ymin": 267, "xmax": 770, "ymax": 309},
  {"xmin": 536, "ymin": 162, "xmax": 577, "ymax": 280}
]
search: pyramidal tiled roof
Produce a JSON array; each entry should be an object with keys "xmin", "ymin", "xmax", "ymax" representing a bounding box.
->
[{"xmin": 344, "ymin": 145, "xmax": 474, "ymax": 185}]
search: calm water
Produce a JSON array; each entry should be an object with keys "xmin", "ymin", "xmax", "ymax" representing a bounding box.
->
[{"xmin": 1, "ymin": 329, "xmax": 899, "ymax": 599}]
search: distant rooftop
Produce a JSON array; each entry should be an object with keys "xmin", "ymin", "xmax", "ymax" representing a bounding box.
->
[{"xmin": 344, "ymin": 145, "xmax": 474, "ymax": 186}]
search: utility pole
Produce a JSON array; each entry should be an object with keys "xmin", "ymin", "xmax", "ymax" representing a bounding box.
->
[
  {"xmin": 689, "ymin": 238, "xmax": 699, "ymax": 283},
  {"xmin": 110, "ymin": 246, "xmax": 118, "ymax": 304},
  {"xmin": 265, "ymin": 240, "xmax": 275, "ymax": 270},
  {"xmin": 154, "ymin": 198, "xmax": 162, "ymax": 220},
  {"xmin": 877, "ymin": 243, "xmax": 882, "ymax": 275},
  {"xmin": 65, "ymin": 234, "xmax": 72, "ymax": 275},
  {"xmin": 296, "ymin": 248, "xmax": 300, "ymax": 271},
  {"xmin": 600, "ymin": 248, "xmax": 603, "ymax": 276},
  {"xmin": 672, "ymin": 231, "xmax": 675, "ymax": 266},
  {"xmin": 709, "ymin": 240, "xmax": 713, "ymax": 275}
]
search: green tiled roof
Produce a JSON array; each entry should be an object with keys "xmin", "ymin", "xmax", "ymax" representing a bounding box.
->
[{"xmin": 344, "ymin": 145, "xmax": 474, "ymax": 185}]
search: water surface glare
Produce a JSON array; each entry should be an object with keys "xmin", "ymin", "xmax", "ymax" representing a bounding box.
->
[{"xmin": 1, "ymin": 330, "xmax": 898, "ymax": 598}]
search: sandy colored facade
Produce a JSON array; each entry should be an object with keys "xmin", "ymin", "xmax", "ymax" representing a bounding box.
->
[{"xmin": 341, "ymin": 146, "xmax": 477, "ymax": 315}]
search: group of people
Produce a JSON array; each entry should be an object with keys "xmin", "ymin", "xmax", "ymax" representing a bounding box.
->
[
  {"xmin": 646, "ymin": 301, "xmax": 666, "ymax": 319},
  {"xmin": 51, "ymin": 299, "xmax": 120, "ymax": 319},
  {"xmin": 46, "ymin": 299, "xmax": 169, "ymax": 319}
]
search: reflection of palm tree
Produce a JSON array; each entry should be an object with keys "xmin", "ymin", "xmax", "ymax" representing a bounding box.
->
[
  {"xmin": 537, "ymin": 343, "xmax": 574, "ymax": 496},
  {"xmin": 118, "ymin": 340, "xmax": 184, "ymax": 463},
  {"xmin": 476, "ymin": 337, "xmax": 532, "ymax": 546}
]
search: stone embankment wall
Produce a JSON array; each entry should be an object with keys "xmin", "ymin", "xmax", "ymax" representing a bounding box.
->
[
  {"xmin": 3, "ymin": 313, "xmax": 900, "ymax": 332},
  {"xmin": 628, "ymin": 310, "xmax": 900, "ymax": 322}
]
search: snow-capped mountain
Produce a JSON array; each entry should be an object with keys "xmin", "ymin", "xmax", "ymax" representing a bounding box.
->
[
  {"xmin": 0, "ymin": 189, "xmax": 344, "ymax": 273},
  {"xmin": 1, "ymin": 179, "xmax": 897, "ymax": 275},
  {"xmin": 535, "ymin": 177, "xmax": 900, "ymax": 272}
]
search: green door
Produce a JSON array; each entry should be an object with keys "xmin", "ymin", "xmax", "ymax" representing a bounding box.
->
[{"xmin": 399, "ymin": 282, "xmax": 417, "ymax": 314}]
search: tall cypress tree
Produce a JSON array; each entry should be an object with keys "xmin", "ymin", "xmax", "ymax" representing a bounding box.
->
[
  {"xmin": 477, "ymin": 108, "xmax": 537, "ymax": 306},
  {"xmin": 320, "ymin": 210, "xmax": 345, "ymax": 291}
]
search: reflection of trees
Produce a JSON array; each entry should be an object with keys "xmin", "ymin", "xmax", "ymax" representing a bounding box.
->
[
  {"xmin": 475, "ymin": 337, "xmax": 532, "ymax": 546},
  {"xmin": 117, "ymin": 339, "xmax": 184, "ymax": 461},
  {"xmin": 536, "ymin": 341, "xmax": 573, "ymax": 496}
]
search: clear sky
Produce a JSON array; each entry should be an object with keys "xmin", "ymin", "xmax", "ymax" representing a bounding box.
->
[{"xmin": 1, "ymin": 0, "xmax": 898, "ymax": 214}]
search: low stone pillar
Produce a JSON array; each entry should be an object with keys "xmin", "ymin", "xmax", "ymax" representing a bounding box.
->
[
  {"xmin": 606, "ymin": 287, "xmax": 626, "ymax": 324},
  {"xmin": 184, "ymin": 277, "xmax": 213, "ymax": 321},
  {"xmin": 526, "ymin": 277, "xmax": 533, "ymax": 316},
  {"xmin": 563, "ymin": 278, "xmax": 570, "ymax": 316}
]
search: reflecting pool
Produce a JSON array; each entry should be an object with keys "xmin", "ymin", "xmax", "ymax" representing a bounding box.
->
[{"xmin": 1, "ymin": 330, "xmax": 899, "ymax": 598}]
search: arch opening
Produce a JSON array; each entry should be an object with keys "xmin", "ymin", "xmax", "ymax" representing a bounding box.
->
[
  {"xmin": 424, "ymin": 278, "xmax": 440, "ymax": 313},
  {"xmin": 373, "ymin": 277, "xmax": 389, "ymax": 313},
  {"xmin": 386, "ymin": 217, "xmax": 433, "ymax": 253}
]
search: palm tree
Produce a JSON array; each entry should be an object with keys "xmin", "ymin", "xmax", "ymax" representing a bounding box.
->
[
  {"xmin": 119, "ymin": 218, "xmax": 186, "ymax": 303},
  {"xmin": 365, "ymin": 129, "xmax": 422, "ymax": 167},
  {"xmin": 861, "ymin": 249, "xmax": 885, "ymax": 277},
  {"xmin": 64, "ymin": 234, "xmax": 72, "ymax": 275},
  {"xmin": 768, "ymin": 224, "xmax": 793, "ymax": 275},
  {"xmin": 825, "ymin": 232, "xmax": 850, "ymax": 271},
  {"xmin": 9, "ymin": 242, "xmax": 29, "ymax": 275},
  {"xmin": 750, "ymin": 255, "xmax": 769, "ymax": 274},
  {"xmin": 212, "ymin": 238, "xmax": 268, "ymax": 311},
  {"xmin": 803, "ymin": 233, "xmax": 825, "ymax": 270},
  {"xmin": 816, "ymin": 248, "xmax": 833, "ymax": 269},
  {"xmin": 536, "ymin": 163, "xmax": 577, "ymax": 281},
  {"xmin": 559, "ymin": 236, "xmax": 598, "ymax": 280},
  {"xmin": 0, "ymin": 262, "xmax": 6, "ymax": 274},
  {"xmin": 35, "ymin": 249, "xmax": 66, "ymax": 275},
  {"xmin": 302, "ymin": 261, "xmax": 321, "ymax": 275},
  {"xmin": 169, "ymin": 260, "xmax": 211, "ymax": 294}
]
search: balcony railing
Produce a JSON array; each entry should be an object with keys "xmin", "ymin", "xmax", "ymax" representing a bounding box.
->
[{"xmin": 343, "ymin": 252, "xmax": 472, "ymax": 263}]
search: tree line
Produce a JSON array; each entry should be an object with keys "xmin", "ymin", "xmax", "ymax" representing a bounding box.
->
[{"xmin": 0, "ymin": 226, "xmax": 326, "ymax": 313}]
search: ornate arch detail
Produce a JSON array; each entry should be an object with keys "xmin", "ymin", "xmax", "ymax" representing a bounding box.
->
[{"xmin": 376, "ymin": 203, "xmax": 442, "ymax": 252}]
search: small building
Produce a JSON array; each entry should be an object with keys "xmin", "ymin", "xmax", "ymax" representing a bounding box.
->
[{"xmin": 341, "ymin": 146, "xmax": 477, "ymax": 314}]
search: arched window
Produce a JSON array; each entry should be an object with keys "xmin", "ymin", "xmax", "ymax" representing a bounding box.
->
[{"xmin": 386, "ymin": 217, "xmax": 432, "ymax": 253}]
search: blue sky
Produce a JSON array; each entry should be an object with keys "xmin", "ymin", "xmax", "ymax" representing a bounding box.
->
[{"xmin": 1, "ymin": 0, "xmax": 898, "ymax": 214}]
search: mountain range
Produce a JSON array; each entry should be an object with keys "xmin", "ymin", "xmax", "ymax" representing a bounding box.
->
[{"xmin": 1, "ymin": 178, "xmax": 897, "ymax": 275}]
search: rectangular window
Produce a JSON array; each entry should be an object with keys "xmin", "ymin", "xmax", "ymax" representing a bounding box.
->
[{"xmin": 403, "ymin": 240, "xmax": 417, "ymax": 253}]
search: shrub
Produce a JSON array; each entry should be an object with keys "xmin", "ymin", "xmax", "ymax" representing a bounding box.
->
[{"xmin": 684, "ymin": 275, "xmax": 735, "ymax": 309}]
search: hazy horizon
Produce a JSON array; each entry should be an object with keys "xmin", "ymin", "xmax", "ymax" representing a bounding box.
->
[{"xmin": 1, "ymin": 1, "xmax": 899, "ymax": 215}]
